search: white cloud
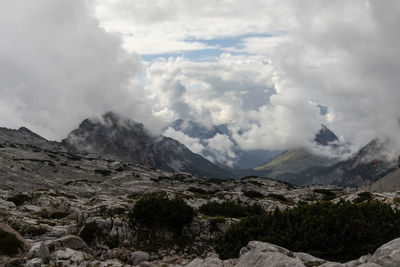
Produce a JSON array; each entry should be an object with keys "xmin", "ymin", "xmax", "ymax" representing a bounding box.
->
[
  {"xmin": 3, "ymin": 0, "xmax": 400, "ymax": 162},
  {"xmin": 0, "ymin": 0, "xmax": 161, "ymax": 140},
  {"xmin": 163, "ymin": 127, "xmax": 205, "ymax": 154},
  {"xmin": 205, "ymin": 134, "xmax": 236, "ymax": 167},
  {"xmin": 132, "ymin": 1, "xmax": 400, "ymax": 159},
  {"xmin": 145, "ymin": 53, "xmax": 275, "ymax": 125},
  {"xmin": 92, "ymin": 0, "xmax": 287, "ymax": 54},
  {"xmin": 163, "ymin": 127, "xmax": 237, "ymax": 166}
]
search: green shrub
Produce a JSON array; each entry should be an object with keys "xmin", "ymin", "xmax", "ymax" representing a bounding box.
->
[
  {"xmin": 131, "ymin": 196, "xmax": 195, "ymax": 233},
  {"xmin": 199, "ymin": 201, "xmax": 265, "ymax": 218},
  {"xmin": 243, "ymin": 191, "xmax": 264, "ymax": 199},
  {"xmin": 188, "ymin": 187, "xmax": 219, "ymax": 195},
  {"xmin": 354, "ymin": 192, "xmax": 373, "ymax": 203},
  {"xmin": 209, "ymin": 217, "xmax": 226, "ymax": 233},
  {"xmin": 313, "ymin": 189, "xmax": 337, "ymax": 201},
  {"xmin": 215, "ymin": 201, "xmax": 400, "ymax": 262},
  {"xmin": 0, "ymin": 230, "xmax": 23, "ymax": 256},
  {"xmin": 105, "ymin": 236, "xmax": 120, "ymax": 248},
  {"xmin": 267, "ymin": 193, "xmax": 291, "ymax": 204}
]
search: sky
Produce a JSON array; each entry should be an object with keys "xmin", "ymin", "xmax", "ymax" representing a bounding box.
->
[{"xmin": 1, "ymin": 0, "xmax": 400, "ymax": 162}]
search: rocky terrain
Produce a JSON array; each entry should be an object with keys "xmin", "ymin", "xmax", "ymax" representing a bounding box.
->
[{"xmin": 2, "ymin": 141, "xmax": 400, "ymax": 266}]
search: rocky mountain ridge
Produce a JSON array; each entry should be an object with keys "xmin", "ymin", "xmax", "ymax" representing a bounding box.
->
[{"xmin": 0, "ymin": 112, "xmax": 232, "ymax": 179}]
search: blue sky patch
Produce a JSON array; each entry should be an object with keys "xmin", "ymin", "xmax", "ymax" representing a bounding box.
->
[{"xmin": 142, "ymin": 33, "xmax": 277, "ymax": 62}]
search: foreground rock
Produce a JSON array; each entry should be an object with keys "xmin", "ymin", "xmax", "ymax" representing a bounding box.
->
[
  {"xmin": 0, "ymin": 222, "xmax": 31, "ymax": 262},
  {"xmin": 188, "ymin": 238, "xmax": 400, "ymax": 267}
]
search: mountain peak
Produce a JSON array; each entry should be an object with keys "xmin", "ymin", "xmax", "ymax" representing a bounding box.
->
[
  {"xmin": 314, "ymin": 124, "xmax": 339, "ymax": 146},
  {"xmin": 62, "ymin": 113, "xmax": 232, "ymax": 178}
]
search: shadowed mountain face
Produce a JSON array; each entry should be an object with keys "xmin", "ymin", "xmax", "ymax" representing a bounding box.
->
[{"xmin": 61, "ymin": 112, "xmax": 232, "ymax": 178}]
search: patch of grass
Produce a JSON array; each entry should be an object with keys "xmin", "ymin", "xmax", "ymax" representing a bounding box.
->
[
  {"xmin": 267, "ymin": 193, "xmax": 293, "ymax": 204},
  {"xmin": 199, "ymin": 201, "xmax": 265, "ymax": 218},
  {"xmin": 246, "ymin": 180, "xmax": 263, "ymax": 187},
  {"xmin": 188, "ymin": 187, "xmax": 220, "ymax": 195},
  {"xmin": 206, "ymin": 178, "xmax": 224, "ymax": 184},
  {"xmin": 127, "ymin": 192, "xmax": 142, "ymax": 199},
  {"xmin": 354, "ymin": 192, "xmax": 373, "ymax": 203},
  {"xmin": 313, "ymin": 189, "xmax": 337, "ymax": 201},
  {"xmin": 243, "ymin": 190, "xmax": 264, "ymax": 199}
]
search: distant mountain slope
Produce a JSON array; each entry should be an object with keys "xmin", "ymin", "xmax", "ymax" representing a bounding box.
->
[
  {"xmin": 62, "ymin": 112, "xmax": 232, "ymax": 179},
  {"xmin": 281, "ymin": 139, "xmax": 397, "ymax": 187},
  {"xmin": 254, "ymin": 148, "xmax": 337, "ymax": 178},
  {"xmin": 0, "ymin": 126, "xmax": 64, "ymax": 151},
  {"xmin": 254, "ymin": 125, "xmax": 340, "ymax": 182}
]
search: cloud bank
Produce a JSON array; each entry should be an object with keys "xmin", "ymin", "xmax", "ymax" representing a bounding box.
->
[
  {"xmin": 2, "ymin": 0, "xmax": 400, "ymax": 163},
  {"xmin": 94, "ymin": 0, "xmax": 400, "ymax": 159},
  {"xmin": 0, "ymin": 0, "xmax": 160, "ymax": 140}
]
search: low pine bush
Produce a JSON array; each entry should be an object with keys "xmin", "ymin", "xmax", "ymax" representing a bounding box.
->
[
  {"xmin": 215, "ymin": 201, "xmax": 400, "ymax": 262},
  {"xmin": 199, "ymin": 201, "xmax": 265, "ymax": 218},
  {"xmin": 131, "ymin": 195, "xmax": 195, "ymax": 233}
]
